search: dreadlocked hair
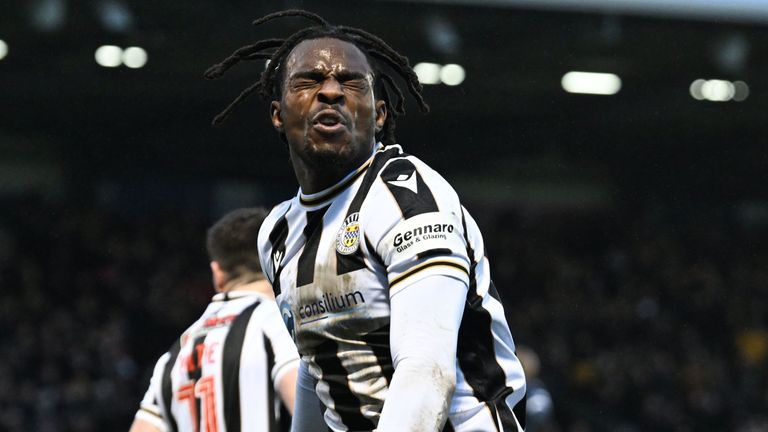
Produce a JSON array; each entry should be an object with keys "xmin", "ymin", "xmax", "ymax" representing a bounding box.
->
[{"xmin": 204, "ymin": 9, "xmax": 429, "ymax": 145}]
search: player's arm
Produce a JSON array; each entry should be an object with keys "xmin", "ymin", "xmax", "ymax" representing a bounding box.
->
[
  {"xmin": 277, "ymin": 361, "xmax": 298, "ymax": 415},
  {"xmin": 128, "ymin": 417, "xmax": 163, "ymax": 432},
  {"xmin": 129, "ymin": 352, "xmax": 172, "ymax": 432},
  {"xmin": 367, "ymin": 158, "xmax": 471, "ymax": 431},
  {"xmin": 376, "ymin": 274, "xmax": 466, "ymax": 432},
  {"xmin": 290, "ymin": 359, "xmax": 326, "ymax": 432},
  {"xmin": 262, "ymin": 300, "xmax": 301, "ymax": 414}
]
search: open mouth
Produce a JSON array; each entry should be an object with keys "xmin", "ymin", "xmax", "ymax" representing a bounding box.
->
[{"xmin": 311, "ymin": 109, "xmax": 347, "ymax": 134}]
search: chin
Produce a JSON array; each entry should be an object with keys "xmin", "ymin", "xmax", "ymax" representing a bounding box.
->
[{"xmin": 304, "ymin": 137, "xmax": 352, "ymax": 165}]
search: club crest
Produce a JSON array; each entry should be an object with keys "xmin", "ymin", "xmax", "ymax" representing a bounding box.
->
[{"xmin": 336, "ymin": 212, "xmax": 360, "ymax": 255}]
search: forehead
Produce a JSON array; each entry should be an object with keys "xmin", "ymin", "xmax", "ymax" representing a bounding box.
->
[{"xmin": 284, "ymin": 38, "xmax": 372, "ymax": 75}]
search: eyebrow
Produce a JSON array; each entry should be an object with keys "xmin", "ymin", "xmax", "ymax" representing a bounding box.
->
[{"xmin": 289, "ymin": 69, "xmax": 370, "ymax": 81}]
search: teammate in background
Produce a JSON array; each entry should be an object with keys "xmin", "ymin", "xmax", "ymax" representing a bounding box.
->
[
  {"xmin": 129, "ymin": 208, "xmax": 299, "ymax": 432},
  {"xmin": 205, "ymin": 10, "xmax": 527, "ymax": 431}
]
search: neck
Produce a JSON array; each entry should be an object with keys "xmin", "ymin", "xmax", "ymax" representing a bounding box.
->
[
  {"xmin": 219, "ymin": 274, "xmax": 273, "ymax": 298},
  {"xmin": 290, "ymin": 142, "xmax": 375, "ymax": 194}
]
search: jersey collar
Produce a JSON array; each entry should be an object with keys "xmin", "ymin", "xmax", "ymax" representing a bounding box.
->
[{"xmin": 298, "ymin": 143, "xmax": 383, "ymax": 207}]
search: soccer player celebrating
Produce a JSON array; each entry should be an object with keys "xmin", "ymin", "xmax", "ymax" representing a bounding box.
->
[
  {"xmin": 206, "ymin": 10, "xmax": 527, "ymax": 432},
  {"xmin": 129, "ymin": 208, "xmax": 299, "ymax": 432}
]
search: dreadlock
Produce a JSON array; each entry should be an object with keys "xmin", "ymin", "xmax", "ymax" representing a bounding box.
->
[{"xmin": 204, "ymin": 9, "xmax": 429, "ymax": 145}]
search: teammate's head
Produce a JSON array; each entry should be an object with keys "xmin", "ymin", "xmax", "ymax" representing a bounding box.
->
[
  {"xmin": 204, "ymin": 9, "xmax": 429, "ymax": 148},
  {"xmin": 206, "ymin": 207, "xmax": 268, "ymax": 291}
]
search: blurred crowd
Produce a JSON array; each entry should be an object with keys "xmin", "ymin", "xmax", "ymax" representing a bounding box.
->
[
  {"xmin": 0, "ymin": 195, "xmax": 766, "ymax": 431},
  {"xmin": 0, "ymin": 196, "xmax": 212, "ymax": 431},
  {"xmin": 488, "ymin": 204, "xmax": 768, "ymax": 431}
]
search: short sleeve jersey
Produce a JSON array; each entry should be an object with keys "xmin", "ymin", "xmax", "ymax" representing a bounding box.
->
[
  {"xmin": 134, "ymin": 290, "xmax": 299, "ymax": 432},
  {"xmin": 258, "ymin": 144, "xmax": 526, "ymax": 431}
]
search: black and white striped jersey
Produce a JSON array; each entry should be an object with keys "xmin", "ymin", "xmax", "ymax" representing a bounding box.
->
[
  {"xmin": 257, "ymin": 144, "xmax": 527, "ymax": 431},
  {"xmin": 134, "ymin": 289, "xmax": 300, "ymax": 432}
]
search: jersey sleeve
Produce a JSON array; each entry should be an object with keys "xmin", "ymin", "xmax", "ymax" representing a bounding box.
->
[
  {"xmin": 133, "ymin": 353, "xmax": 172, "ymax": 432},
  {"xmin": 363, "ymin": 156, "xmax": 471, "ymax": 295},
  {"xmin": 259, "ymin": 300, "xmax": 301, "ymax": 388},
  {"xmin": 257, "ymin": 201, "xmax": 292, "ymax": 288}
]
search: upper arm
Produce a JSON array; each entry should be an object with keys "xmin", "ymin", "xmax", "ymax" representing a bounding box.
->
[
  {"xmin": 260, "ymin": 301, "xmax": 300, "ymax": 410},
  {"xmin": 132, "ymin": 354, "xmax": 171, "ymax": 432},
  {"xmin": 363, "ymin": 157, "xmax": 471, "ymax": 295},
  {"xmin": 128, "ymin": 417, "xmax": 164, "ymax": 432}
]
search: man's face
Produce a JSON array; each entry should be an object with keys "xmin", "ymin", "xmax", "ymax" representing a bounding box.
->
[{"xmin": 271, "ymin": 38, "xmax": 386, "ymax": 169}]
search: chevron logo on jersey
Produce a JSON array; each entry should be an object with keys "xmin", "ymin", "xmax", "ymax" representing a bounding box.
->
[
  {"xmin": 336, "ymin": 212, "xmax": 360, "ymax": 255},
  {"xmin": 272, "ymin": 250, "xmax": 284, "ymax": 273},
  {"xmin": 386, "ymin": 171, "xmax": 418, "ymax": 194}
]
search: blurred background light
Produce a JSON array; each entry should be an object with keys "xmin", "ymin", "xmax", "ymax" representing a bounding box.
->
[
  {"xmin": 440, "ymin": 64, "xmax": 466, "ymax": 86},
  {"xmin": 425, "ymin": 15, "xmax": 461, "ymax": 55},
  {"xmin": 97, "ymin": 0, "xmax": 134, "ymax": 33},
  {"xmin": 714, "ymin": 33, "xmax": 749, "ymax": 74},
  {"xmin": 701, "ymin": 79, "xmax": 734, "ymax": 101},
  {"xmin": 414, "ymin": 62, "xmax": 442, "ymax": 85},
  {"xmin": 691, "ymin": 78, "xmax": 746, "ymax": 102},
  {"xmin": 689, "ymin": 78, "xmax": 706, "ymax": 100},
  {"xmin": 95, "ymin": 45, "xmax": 123, "ymax": 68},
  {"xmin": 733, "ymin": 80, "xmax": 750, "ymax": 101},
  {"xmin": 561, "ymin": 71, "xmax": 622, "ymax": 95},
  {"xmin": 0, "ymin": 40, "xmax": 7, "ymax": 61},
  {"xmin": 122, "ymin": 46, "xmax": 147, "ymax": 69},
  {"xmin": 30, "ymin": 0, "xmax": 67, "ymax": 32}
]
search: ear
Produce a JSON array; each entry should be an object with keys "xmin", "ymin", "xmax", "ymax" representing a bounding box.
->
[
  {"xmin": 271, "ymin": 101, "xmax": 283, "ymax": 132},
  {"xmin": 374, "ymin": 100, "xmax": 387, "ymax": 132},
  {"xmin": 210, "ymin": 261, "xmax": 228, "ymax": 292}
]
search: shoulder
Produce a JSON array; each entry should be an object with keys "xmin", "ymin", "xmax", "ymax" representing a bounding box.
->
[
  {"xmin": 259, "ymin": 199, "xmax": 294, "ymax": 239},
  {"xmin": 361, "ymin": 146, "xmax": 460, "ymax": 221},
  {"xmin": 257, "ymin": 199, "xmax": 294, "ymax": 273},
  {"xmin": 371, "ymin": 148, "xmax": 461, "ymax": 217}
]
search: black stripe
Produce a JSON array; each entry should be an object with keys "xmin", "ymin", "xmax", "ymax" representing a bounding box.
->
[
  {"xmin": 511, "ymin": 389, "xmax": 527, "ymax": 431},
  {"xmin": 380, "ymin": 158, "xmax": 438, "ymax": 219},
  {"xmin": 222, "ymin": 301, "xmax": 260, "ymax": 432},
  {"xmin": 268, "ymin": 208, "xmax": 291, "ymax": 296},
  {"xmin": 486, "ymin": 401, "xmax": 502, "ymax": 432},
  {"xmin": 264, "ymin": 334, "xmax": 277, "ymax": 431},
  {"xmin": 296, "ymin": 207, "xmax": 329, "ymax": 287},
  {"xmin": 416, "ymin": 247, "xmax": 453, "ymax": 261},
  {"xmin": 364, "ymin": 234, "xmax": 385, "ymax": 269},
  {"xmin": 139, "ymin": 407, "xmax": 164, "ymax": 420},
  {"xmin": 456, "ymin": 209, "xmax": 521, "ymax": 429},
  {"xmin": 441, "ymin": 418, "xmax": 456, "ymax": 432},
  {"xmin": 360, "ymin": 324, "xmax": 394, "ymax": 387},
  {"xmin": 188, "ymin": 334, "xmax": 208, "ymax": 429},
  {"xmin": 389, "ymin": 260, "xmax": 468, "ymax": 288},
  {"xmin": 337, "ymin": 146, "xmax": 401, "ymax": 276},
  {"xmin": 161, "ymin": 340, "xmax": 182, "ymax": 432},
  {"xmin": 490, "ymin": 387, "xmax": 524, "ymax": 431},
  {"xmin": 314, "ymin": 340, "xmax": 377, "ymax": 431}
]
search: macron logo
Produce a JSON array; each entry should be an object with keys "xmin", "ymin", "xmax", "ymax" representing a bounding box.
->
[
  {"xmin": 272, "ymin": 250, "xmax": 284, "ymax": 271},
  {"xmin": 387, "ymin": 171, "xmax": 418, "ymax": 194}
]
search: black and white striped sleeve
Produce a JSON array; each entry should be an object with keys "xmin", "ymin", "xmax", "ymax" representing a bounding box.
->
[
  {"xmin": 259, "ymin": 300, "xmax": 301, "ymax": 387},
  {"xmin": 134, "ymin": 352, "xmax": 172, "ymax": 432},
  {"xmin": 364, "ymin": 156, "xmax": 471, "ymax": 294}
]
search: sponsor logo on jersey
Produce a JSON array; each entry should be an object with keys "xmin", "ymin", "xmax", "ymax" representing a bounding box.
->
[
  {"xmin": 386, "ymin": 171, "xmax": 418, "ymax": 194},
  {"xmin": 203, "ymin": 314, "xmax": 237, "ymax": 329},
  {"xmin": 336, "ymin": 212, "xmax": 361, "ymax": 255},
  {"xmin": 393, "ymin": 222, "xmax": 455, "ymax": 252},
  {"xmin": 280, "ymin": 300, "xmax": 295, "ymax": 341},
  {"xmin": 298, "ymin": 290, "xmax": 366, "ymax": 321}
]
